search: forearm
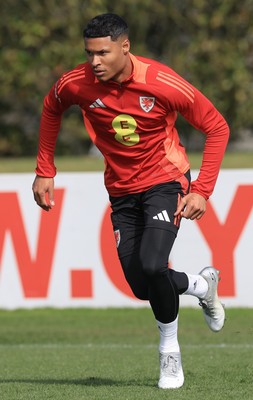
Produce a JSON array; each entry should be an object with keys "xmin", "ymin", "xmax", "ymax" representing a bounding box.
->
[
  {"xmin": 35, "ymin": 100, "xmax": 62, "ymax": 177},
  {"xmin": 191, "ymin": 117, "xmax": 229, "ymax": 199}
]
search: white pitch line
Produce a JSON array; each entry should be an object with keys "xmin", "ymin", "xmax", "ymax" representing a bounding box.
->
[{"xmin": 0, "ymin": 343, "xmax": 252, "ymax": 349}]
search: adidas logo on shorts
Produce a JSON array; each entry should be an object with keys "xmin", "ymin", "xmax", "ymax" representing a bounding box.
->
[{"xmin": 153, "ymin": 210, "xmax": 170, "ymax": 222}]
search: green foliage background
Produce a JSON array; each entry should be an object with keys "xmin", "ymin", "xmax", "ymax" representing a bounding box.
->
[{"xmin": 1, "ymin": 0, "xmax": 253, "ymax": 155}]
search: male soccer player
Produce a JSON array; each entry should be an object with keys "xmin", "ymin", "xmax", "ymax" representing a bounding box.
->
[{"xmin": 32, "ymin": 13, "xmax": 229, "ymax": 389}]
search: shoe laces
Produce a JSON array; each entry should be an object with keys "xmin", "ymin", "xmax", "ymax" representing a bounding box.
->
[
  {"xmin": 161, "ymin": 355, "xmax": 179, "ymax": 377},
  {"xmin": 199, "ymin": 298, "xmax": 216, "ymax": 318}
]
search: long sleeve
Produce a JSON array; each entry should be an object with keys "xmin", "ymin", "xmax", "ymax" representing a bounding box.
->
[
  {"xmin": 172, "ymin": 84, "xmax": 230, "ymax": 200},
  {"xmin": 186, "ymin": 94, "xmax": 229, "ymax": 200},
  {"xmin": 35, "ymin": 83, "xmax": 71, "ymax": 177},
  {"xmin": 190, "ymin": 107, "xmax": 229, "ymax": 199}
]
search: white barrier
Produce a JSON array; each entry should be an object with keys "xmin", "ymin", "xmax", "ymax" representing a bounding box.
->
[{"xmin": 0, "ymin": 170, "xmax": 252, "ymax": 309}]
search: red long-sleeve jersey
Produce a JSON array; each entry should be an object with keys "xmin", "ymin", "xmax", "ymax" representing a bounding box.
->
[{"xmin": 36, "ymin": 53, "xmax": 229, "ymax": 199}]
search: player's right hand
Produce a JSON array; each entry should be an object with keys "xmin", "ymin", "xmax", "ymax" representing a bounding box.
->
[{"xmin": 32, "ymin": 176, "xmax": 55, "ymax": 211}]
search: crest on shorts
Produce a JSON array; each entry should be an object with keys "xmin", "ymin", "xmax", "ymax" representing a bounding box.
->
[
  {"xmin": 139, "ymin": 96, "xmax": 155, "ymax": 112},
  {"xmin": 114, "ymin": 229, "xmax": 121, "ymax": 248}
]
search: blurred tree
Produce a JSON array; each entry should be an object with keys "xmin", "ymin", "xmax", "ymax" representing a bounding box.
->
[{"xmin": 0, "ymin": 0, "xmax": 252, "ymax": 155}]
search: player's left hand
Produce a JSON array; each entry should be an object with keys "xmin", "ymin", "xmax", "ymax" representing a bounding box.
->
[{"xmin": 174, "ymin": 192, "xmax": 206, "ymax": 220}]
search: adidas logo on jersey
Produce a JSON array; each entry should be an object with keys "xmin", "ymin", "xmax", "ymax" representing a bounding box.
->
[
  {"xmin": 153, "ymin": 210, "xmax": 171, "ymax": 222},
  {"xmin": 89, "ymin": 98, "xmax": 106, "ymax": 108}
]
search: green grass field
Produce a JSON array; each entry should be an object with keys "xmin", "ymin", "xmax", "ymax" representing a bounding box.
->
[
  {"xmin": 0, "ymin": 151, "xmax": 252, "ymax": 173},
  {"xmin": 0, "ymin": 307, "xmax": 252, "ymax": 400}
]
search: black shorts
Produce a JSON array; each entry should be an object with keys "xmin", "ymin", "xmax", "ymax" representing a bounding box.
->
[{"xmin": 109, "ymin": 172, "xmax": 191, "ymax": 258}]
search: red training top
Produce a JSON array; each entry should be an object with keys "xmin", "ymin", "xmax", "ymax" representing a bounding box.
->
[{"xmin": 36, "ymin": 53, "xmax": 229, "ymax": 199}]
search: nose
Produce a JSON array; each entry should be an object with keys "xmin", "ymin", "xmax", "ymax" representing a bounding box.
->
[{"xmin": 91, "ymin": 54, "xmax": 101, "ymax": 68}]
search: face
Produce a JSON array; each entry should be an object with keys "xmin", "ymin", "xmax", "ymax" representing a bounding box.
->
[{"xmin": 84, "ymin": 36, "xmax": 131, "ymax": 83}]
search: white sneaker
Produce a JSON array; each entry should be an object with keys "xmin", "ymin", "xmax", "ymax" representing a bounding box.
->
[
  {"xmin": 158, "ymin": 352, "xmax": 184, "ymax": 389},
  {"xmin": 199, "ymin": 267, "xmax": 225, "ymax": 332}
]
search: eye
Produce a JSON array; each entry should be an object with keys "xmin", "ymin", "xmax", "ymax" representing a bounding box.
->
[
  {"xmin": 99, "ymin": 50, "xmax": 108, "ymax": 56},
  {"xmin": 85, "ymin": 50, "xmax": 93, "ymax": 57}
]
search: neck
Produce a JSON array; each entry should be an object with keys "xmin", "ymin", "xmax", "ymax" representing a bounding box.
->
[{"xmin": 112, "ymin": 55, "xmax": 133, "ymax": 83}]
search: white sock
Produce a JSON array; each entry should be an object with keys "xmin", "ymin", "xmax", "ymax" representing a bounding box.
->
[
  {"xmin": 156, "ymin": 317, "xmax": 180, "ymax": 354},
  {"xmin": 184, "ymin": 274, "xmax": 208, "ymax": 299}
]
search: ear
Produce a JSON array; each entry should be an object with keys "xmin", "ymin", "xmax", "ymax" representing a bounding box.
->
[{"xmin": 122, "ymin": 38, "xmax": 130, "ymax": 55}]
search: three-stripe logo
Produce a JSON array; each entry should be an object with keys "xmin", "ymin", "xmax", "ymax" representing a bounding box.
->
[
  {"xmin": 153, "ymin": 210, "xmax": 170, "ymax": 222},
  {"xmin": 89, "ymin": 98, "xmax": 106, "ymax": 108}
]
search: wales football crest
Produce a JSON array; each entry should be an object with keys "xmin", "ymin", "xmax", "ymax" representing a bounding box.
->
[{"xmin": 139, "ymin": 96, "xmax": 155, "ymax": 112}]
